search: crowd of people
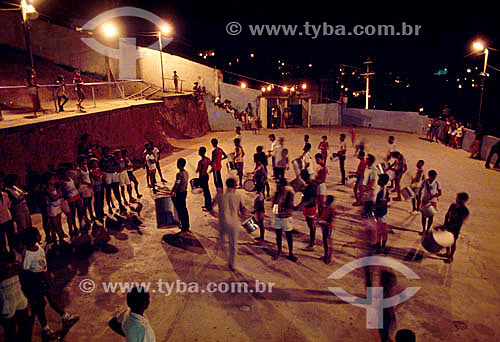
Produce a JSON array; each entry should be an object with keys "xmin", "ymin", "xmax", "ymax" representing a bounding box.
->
[{"xmin": 0, "ymin": 126, "xmax": 474, "ymax": 342}]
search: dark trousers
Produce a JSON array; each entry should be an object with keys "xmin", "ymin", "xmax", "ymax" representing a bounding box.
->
[
  {"xmin": 173, "ymin": 191, "xmax": 190, "ymax": 231},
  {"xmin": 1, "ymin": 308, "xmax": 32, "ymax": 342},
  {"xmin": 273, "ymin": 167, "xmax": 285, "ymax": 180},
  {"xmin": 485, "ymin": 146, "xmax": 500, "ymax": 168},
  {"xmin": 213, "ymin": 170, "xmax": 223, "ymax": 190},
  {"xmin": 200, "ymin": 174, "xmax": 212, "ymax": 210},
  {"xmin": 339, "ymin": 156, "xmax": 346, "ymax": 184},
  {"xmin": 0, "ymin": 220, "xmax": 15, "ymax": 251},
  {"xmin": 94, "ymin": 186, "xmax": 105, "ymax": 219}
]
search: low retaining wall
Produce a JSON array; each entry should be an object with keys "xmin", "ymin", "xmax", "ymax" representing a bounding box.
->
[
  {"xmin": 311, "ymin": 103, "xmax": 341, "ymax": 126},
  {"xmin": 0, "ymin": 95, "xmax": 210, "ymax": 182},
  {"xmin": 342, "ymin": 108, "xmax": 425, "ymax": 133}
]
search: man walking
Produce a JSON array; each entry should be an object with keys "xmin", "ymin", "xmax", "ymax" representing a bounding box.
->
[{"xmin": 212, "ymin": 178, "xmax": 247, "ymax": 271}]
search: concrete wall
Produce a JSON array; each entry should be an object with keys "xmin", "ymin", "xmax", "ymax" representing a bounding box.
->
[
  {"xmin": 461, "ymin": 128, "xmax": 476, "ymax": 153},
  {"xmin": 203, "ymin": 95, "xmax": 240, "ymax": 131},
  {"xmin": 218, "ymin": 82, "xmax": 261, "ymax": 114},
  {"xmin": 0, "ymin": 12, "xmax": 221, "ymax": 95},
  {"xmin": 342, "ymin": 108, "xmax": 424, "ymax": 133},
  {"xmin": 481, "ymin": 135, "xmax": 500, "ymax": 162},
  {"xmin": 311, "ymin": 103, "xmax": 341, "ymax": 126}
]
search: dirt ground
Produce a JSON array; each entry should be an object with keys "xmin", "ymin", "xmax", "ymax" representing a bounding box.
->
[{"xmin": 18, "ymin": 127, "xmax": 500, "ymax": 341}]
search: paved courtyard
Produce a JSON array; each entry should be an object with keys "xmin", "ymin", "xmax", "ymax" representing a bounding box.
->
[{"xmin": 27, "ymin": 127, "xmax": 500, "ymax": 341}]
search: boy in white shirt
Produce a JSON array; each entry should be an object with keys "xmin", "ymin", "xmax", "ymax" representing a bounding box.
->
[
  {"xmin": 419, "ymin": 170, "xmax": 442, "ymax": 234},
  {"xmin": 110, "ymin": 286, "xmax": 156, "ymax": 342}
]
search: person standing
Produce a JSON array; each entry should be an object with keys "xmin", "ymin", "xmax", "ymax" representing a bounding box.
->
[
  {"xmin": 360, "ymin": 154, "xmax": 378, "ymax": 218},
  {"xmin": 485, "ymin": 140, "xmax": 500, "ymax": 169},
  {"xmin": 419, "ymin": 170, "xmax": 442, "ymax": 235},
  {"xmin": 109, "ymin": 286, "xmax": 155, "ymax": 342},
  {"xmin": 318, "ymin": 195, "xmax": 335, "ymax": 264},
  {"xmin": 196, "ymin": 147, "xmax": 212, "ymax": 212},
  {"xmin": 145, "ymin": 146, "xmax": 158, "ymax": 194},
  {"xmin": 122, "ymin": 149, "xmax": 142, "ymax": 199},
  {"xmin": 173, "ymin": 71, "xmax": 179, "ymax": 93},
  {"xmin": 100, "ymin": 147, "xmax": 125, "ymax": 213},
  {"xmin": 210, "ymin": 138, "xmax": 227, "ymax": 194},
  {"xmin": 390, "ymin": 152, "xmax": 407, "ymax": 201},
  {"xmin": 296, "ymin": 170, "xmax": 317, "ymax": 252},
  {"xmin": 313, "ymin": 153, "xmax": 328, "ymax": 213},
  {"xmin": 172, "ymin": 158, "xmax": 190, "ymax": 232},
  {"xmin": 443, "ymin": 192, "xmax": 469, "ymax": 263},
  {"xmin": 318, "ymin": 136, "xmax": 329, "ymax": 161},
  {"xmin": 233, "ymin": 138, "xmax": 245, "ymax": 188},
  {"xmin": 149, "ymin": 142, "xmax": 167, "ymax": 184},
  {"xmin": 271, "ymin": 178, "xmax": 297, "ymax": 262},
  {"xmin": 253, "ymin": 162, "xmax": 267, "ymax": 242},
  {"xmin": 77, "ymin": 157, "xmax": 95, "ymax": 222},
  {"xmin": 73, "ymin": 69, "xmax": 85, "ymax": 112},
  {"xmin": 410, "ymin": 160, "xmax": 425, "ymax": 214},
  {"xmin": 89, "ymin": 158, "xmax": 105, "ymax": 222},
  {"xmin": 276, "ymin": 137, "xmax": 289, "ymax": 180},
  {"xmin": 55, "ymin": 75, "xmax": 68, "ymax": 112},
  {"xmin": 301, "ymin": 143, "xmax": 314, "ymax": 179},
  {"xmin": 431, "ymin": 118, "xmax": 440, "ymax": 143},
  {"xmin": 3, "ymin": 174, "xmax": 31, "ymax": 233},
  {"xmin": 268, "ymin": 134, "xmax": 279, "ymax": 179},
  {"xmin": 375, "ymin": 174, "xmax": 390, "ymax": 253},
  {"xmin": 337, "ymin": 134, "xmax": 347, "ymax": 185},
  {"xmin": 254, "ymin": 146, "xmax": 270, "ymax": 199},
  {"xmin": 211, "ymin": 178, "xmax": 247, "ymax": 271},
  {"xmin": 353, "ymin": 151, "xmax": 367, "ymax": 206}
]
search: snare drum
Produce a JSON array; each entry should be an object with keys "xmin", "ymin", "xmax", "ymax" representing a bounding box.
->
[
  {"xmin": 422, "ymin": 228, "xmax": 454, "ymax": 253},
  {"xmin": 190, "ymin": 178, "xmax": 203, "ymax": 194},
  {"xmin": 420, "ymin": 203, "xmax": 437, "ymax": 217},
  {"xmin": 243, "ymin": 179, "xmax": 256, "ymax": 192},
  {"xmin": 154, "ymin": 195, "xmax": 179, "ymax": 228},
  {"xmin": 290, "ymin": 178, "xmax": 306, "ymax": 193},
  {"xmin": 401, "ymin": 186, "xmax": 415, "ymax": 200},
  {"xmin": 242, "ymin": 216, "xmax": 259, "ymax": 234}
]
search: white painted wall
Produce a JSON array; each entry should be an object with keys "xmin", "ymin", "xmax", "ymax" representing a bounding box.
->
[
  {"xmin": 310, "ymin": 103, "xmax": 341, "ymax": 126},
  {"xmin": 342, "ymin": 108, "xmax": 423, "ymax": 133}
]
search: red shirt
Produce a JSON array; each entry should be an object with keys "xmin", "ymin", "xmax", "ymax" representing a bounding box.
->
[
  {"xmin": 197, "ymin": 157, "xmax": 211, "ymax": 176},
  {"xmin": 211, "ymin": 148, "xmax": 223, "ymax": 171},
  {"xmin": 318, "ymin": 205, "xmax": 335, "ymax": 229},
  {"xmin": 356, "ymin": 159, "xmax": 367, "ymax": 177},
  {"xmin": 318, "ymin": 141, "xmax": 329, "ymax": 155}
]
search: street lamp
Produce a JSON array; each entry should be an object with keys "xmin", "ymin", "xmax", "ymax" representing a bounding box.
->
[
  {"xmin": 472, "ymin": 40, "xmax": 489, "ymax": 129},
  {"xmin": 158, "ymin": 24, "xmax": 172, "ymax": 92},
  {"xmin": 21, "ymin": 0, "xmax": 40, "ymax": 116}
]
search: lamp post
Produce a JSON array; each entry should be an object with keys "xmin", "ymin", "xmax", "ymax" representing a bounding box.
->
[
  {"xmin": 158, "ymin": 25, "xmax": 171, "ymax": 92},
  {"xmin": 473, "ymin": 41, "xmax": 489, "ymax": 129}
]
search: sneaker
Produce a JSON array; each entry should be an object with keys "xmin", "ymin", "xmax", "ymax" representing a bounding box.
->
[
  {"xmin": 41, "ymin": 328, "xmax": 59, "ymax": 341},
  {"xmin": 62, "ymin": 314, "xmax": 80, "ymax": 329},
  {"xmin": 287, "ymin": 255, "xmax": 298, "ymax": 262}
]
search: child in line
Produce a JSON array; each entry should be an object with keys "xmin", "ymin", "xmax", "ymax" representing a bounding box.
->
[
  {"xmin": 443, "ymin": 192, "xmax": 469, "ymax": 263},
  {"xmin": 145, "ymin": 146, "xmax": 158, "ymax": 194},
  {"xmin": 22, "ymin": 227, "xmax": 79, "ymax": 340},
  {"xmin": 254, "ymin": 146, "xmax": 270, "ymax": 199},
  {"xmin": 419, "ymin": 170, "xmax": 442, "ymax": 235},
  {"xmin": 172, "ymin": 159, "xmax": 190, "ymax": 232},
  {"xmin": 353, "ymin": 151, "xmax": 366, "ymax": 206},
  {"xmin": 253, "ymin": 183, "xmax": 266, "ymax": 243},
  {"xmin": 122, "ymin": 149, "xmax": 142, "ymax": 200},
  {"xmin": 375, "ymin": 174, "xmax": 390, "ymax": 253},
  {"xmin": 318, "ymin": 195, "xmax": 335, "ymax": 264}
]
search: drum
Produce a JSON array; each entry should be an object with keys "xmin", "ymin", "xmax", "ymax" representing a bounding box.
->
[
  {"xmin": 242, "ymin": 216, "xmax": 259, "ymax": 234},
  {"xmin": 243, "ymin": 179, "xmax": 256, "ymax": 192},
  {"xmin": 154, "ymin": 196, "xmax": 179, "ymax": 228},
  {"xmin": 227, "ymin": 153, "xmax": 237, "ymax": 171},
  {"xmin": 422, "ymin": 229, "xmax": 455, "ymax": 253},
  {"xmin": 290, "ymin": 178, "xmax": 306, "ymax": 193},
  {"xmin": 401, "ymin": 186, "xmax": 415, "ymax": 200},
  {"xmin": 190, "ymin": 178, "xmax": 203, "ymax": 194},
  {"xmin": 292, "ymin": 158, "xmax": 303, "ymax": 178},
  {"xmin": 293, "ymin": 192, "xmax": 303, "ymax": 208},
  {"xmin": 376, "ymin": 163, "xmax": 385, "ymax": 175},
  {"xmin": 420, "ymin": 203, "xmax": 437, "ymax": 217}
]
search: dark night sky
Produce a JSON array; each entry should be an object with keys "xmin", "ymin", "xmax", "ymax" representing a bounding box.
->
[{"xmin": 29, "ymin": 0, "xmax": 500, "ymax": 131}]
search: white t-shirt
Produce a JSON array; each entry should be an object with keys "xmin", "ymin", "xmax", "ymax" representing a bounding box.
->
[
  {"xmin": 146, "ymin": 154, "xmax": 157, "ymax": 170},
  {"xmin": 387, "ymin": 143, "xmax": 397, "ymax": 155},
  {"xmin": 116, "ymin": 309, "xmax": 156, "ymax": 342},
  {"xmin": 214, "ymin": 191, "xmax": 242, "ymax": 226},
  {"xmin": 420, "ymin": 179, "xmax": 441, "ymax": 203},
  {"xmin": 23, "ymin": 244, "xmax": 47, "ymax": 273},
  {"xmin": 363, "ymin": 165, "xmax": 379, "ymax": 202},
  {"xmin": 302, "ymin": 152, "xmax": 314, "ymax": 176}
]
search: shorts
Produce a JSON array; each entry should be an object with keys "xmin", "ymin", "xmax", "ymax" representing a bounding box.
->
[
  {"xmin": 119, "ymin": 171, "xmax": 131, "ymax": 186},
  {"xmin": 48, "ymin": 204, "xmax": 62, "ymax": 217},
  {"xmin": 79, "ymin": 184, "xmax": 94, "ymax": 198},
  {"xmin": 0, "ymin": 276, "xmax": 28, "ymax": 319},
  {"xmin": 104, "ymin": 172, "xmax": 115, "ymax": 185},
  {"xmin": 273, "ymin": 216, "xmax": 293, "ymax": 232},
  {"xmin": 317, "ymin": 183, "xmax": 327, "ymax": 196},
  {"xmin": 235, "ymin": 162, "xmax": 244, "ymax": 175},
  {"xmin": 356, "ymin": 176, "xmax": 364, "ymax": 186},
  {"xmin": 303, "ymin": 205, "xmax": 317, "ymax": 218}
]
